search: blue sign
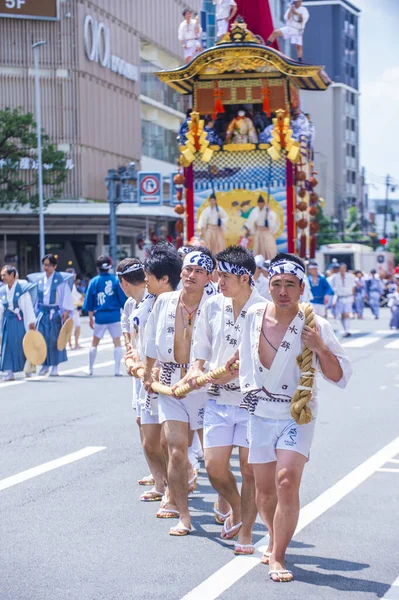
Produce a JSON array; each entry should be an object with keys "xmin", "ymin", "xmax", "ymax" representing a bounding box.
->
[
  {"xmin": 170, "ymin": 172, "xmax": 179, "ymax": 205},
  {"xmin": 138, "ymin": 172, "xmax": 163, "ymax": 205}
]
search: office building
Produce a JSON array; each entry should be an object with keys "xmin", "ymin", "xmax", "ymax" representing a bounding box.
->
[
  {"xmin": 0, "ymin": 0, "xmax": 201, "ymax": 274},
  {"xmin": 301, "ymin": 0, "xmax": 360, "ymax": 217}
]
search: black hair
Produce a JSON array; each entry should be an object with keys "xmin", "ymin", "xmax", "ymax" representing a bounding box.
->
[
  {"xmin": 270, "ymin": 252, "xmax": 306, "ymax": 272},
  {"xmin": 1, "ymin": 264, "xmax": 17, "ymax": 276},
  {"xmin": 144, "ymin": 247, "xmax": 182, "ymax": 291},
  {"xmin": 66, "ymin": 267, "xmax": 76, "ymax": 275},
  {"xmin": 96, "ymin": 254, "xmax": 112, "ymax": 273},
  {"xmin": 216, "ymin": 245, "xmax": 256, "ymax": 278},
  {"xmin": 42, "ymin": 253, "xmax": 57, "ymax": 266},
  {"xmin": 189, "ymin": 245, "xmax": 217, "ymax": 271},
  {"xmin": 183, "ymin": 8, "xmax": 191, "ymax": 16},
  {"xmin": 116, "ymin": 258, "xmax": 145, "ymax": 285}
]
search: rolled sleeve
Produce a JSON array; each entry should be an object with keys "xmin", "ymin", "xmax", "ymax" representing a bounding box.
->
[{"xmin": 318, "ymin": 317, "xmax": 353, "ymax": 388}]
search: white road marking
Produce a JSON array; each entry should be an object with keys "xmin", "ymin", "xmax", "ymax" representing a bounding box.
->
[
  {"xmin": 66, "ymin": 343, "xmax": 113, "ymax": 358},
  {"xmin": 380, "ymin": 385, "xmax": 388, "ymax": 390},
  {"xmin": 377, "ymin": 468, "xmax": 399, "ymax": 474},
  {"xmin": 388, "ymin": 459, "xmax": 399, "ymax": 464},
  {"xmin": 342, "ymin": 336, "xmax": 379, "ymax": 348},
  {"xmin": 0, "ymin": 446, "xmax": 106, "ymax": 492},
  {"xmin": 382, "ymin": 575, "xmax": 399, "ymax": 599},
  {"xmin": 180, "ymin": 436, "xmax": 399, "ymax": 600},
  {"xmin": 385, "ymin": 339, "xmax": 399, "ymax": 349}
]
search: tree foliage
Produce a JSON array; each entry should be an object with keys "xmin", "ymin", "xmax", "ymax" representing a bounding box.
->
[
  {"xmin": 315, "ymin": 206, "xmax": 340, "ymax": 247},
  {"xmin": 388, "ymin": 223, "xmax": 399, "ymax": 264},
  {"xmin": 0, "ymin": 107, "xmax": 67, "ymax": 210}
]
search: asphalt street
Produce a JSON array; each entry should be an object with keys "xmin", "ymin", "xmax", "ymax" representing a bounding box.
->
[{"xmin": 1, "ymin": 309, "xmax": 399, "ymax": 600}]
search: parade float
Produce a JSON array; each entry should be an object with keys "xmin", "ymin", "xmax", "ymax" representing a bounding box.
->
[{"xmin": 157, "ymin": 18, "xmax": 331, "ymax": 258}]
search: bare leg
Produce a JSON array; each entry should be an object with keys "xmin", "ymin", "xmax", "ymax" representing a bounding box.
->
[
  {"xmin": 295, "ymin": 44, "xmax": 303, "ymax": 60},
  {"xmin": 267, "ymin": 29, "xmax": 283, "ymax": 44},
  {"xmin": 74, "ymin": 325, "xmax": 81, "ymax": 349},
  {"xmin": 236, "ymin": 447, "xmax": 257, "ymax": 546},
  {"xmin": 163, "ymin": 420, "xmax": 191, "ymax": 529},
  {"xmin": 253, "ymin": 461, "xmax": 277, "ymax": 559},
  {"xmin": 205, "ymin": 446, "xmax": 241, "ymax": 528},
  {"xmin": 269, "ymin": 450, "xmax": 307, "ymax": 581},
  {"xmin": 141, "ymin": 423, "xmax": 167, "ymax": 495}
]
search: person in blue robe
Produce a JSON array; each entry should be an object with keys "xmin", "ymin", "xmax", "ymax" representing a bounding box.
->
[
  {"xmin": 307, "ymin": 262, "xmax": 334, "ymax": 317},
  {"xmin": 0, "ymin": 265, "xmax": 37, "ymax": 381},
  {"xmin": 83, "ymin": 255, "xmax": 127, "ymax": 376},
  {"xmin": 353, "ymin": 271, "xmax": 366, "ymax": 319},
  {"xmin": 365, "ymin": 270, "xmax": 384, "ymax": 319},
  {"xmin": 27, "ymin": 254, "xmax": 75, "ymax": 376}
]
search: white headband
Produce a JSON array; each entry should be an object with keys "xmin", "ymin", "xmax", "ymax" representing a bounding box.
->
[
  {"xmin": 178, "ymin": 246, "xmax": 192, "ymax": 255},
  {"xmin": 218, "ymin": 260, "xmax": 255, "ymax": 286},
  {"xmin": 183, "ymin": 251, "xmax": 214, "ymax": 274},
  {"xmin": 268, "ymin": 259, "xmax": 305, "ymax": 283},
  {"xmin": 101, "ymin": 263, "xmax": 112, "ymax": 270},
  {"xmin": 116, "ymin": 263, "xmax": 144, "ymax": 276}
]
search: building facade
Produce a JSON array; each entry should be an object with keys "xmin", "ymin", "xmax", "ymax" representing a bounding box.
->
[
  {"xmin": 301, "ymin": 0, "xmax": 360, "ymax": 218},
  {"xmin": 0, "ymin": 0, "xmax": 201, "ymax": 275}
]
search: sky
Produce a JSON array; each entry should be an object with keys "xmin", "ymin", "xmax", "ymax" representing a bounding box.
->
[{"xmin": 356, "ymin": 0, "xmax": 399, "ymax": 200}]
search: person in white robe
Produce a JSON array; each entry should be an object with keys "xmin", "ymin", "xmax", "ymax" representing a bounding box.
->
[
  {"xmin": 182, "ymin": 246, "xmax": 264, "ymax": 554},
  {"xmin": 0, "ymin": 265, "xmax": 37, "ymax": 381},
  {"xmin": 27, "ymin": 254, "xmax": 74, "ymax": 377},
  {"xmin": 66, "ymin": 269, "xmax": 84, "ymax": 350},
  {"xmin": 178, "ymin": 10, "xmax": 202, "ymax": 63},
  {"xmin": 213, "ymin": 0, "xmax": 237, "ymax": 39},
  {"xmin": 228, "ymin": 252, "xmax": 352, "ymax": 582},
  {"xmin": 246, "ymin": 196, "xmax": 278, "ymax": 259},
  {"xmin": 198, "ymin": 194, "xmax": 228, "ymax": 255},
  {"xmin": 330, "ymin": 263, "xmax": 356, "ymax": 337},
  {"xmin": 124, "ymin": 246, "xmax": 182, "ymax": 504},
  {"xmin": 144, "ymin": 249, "xmax": 217, "ymax": 536},
  {"xmin": 254, "ymin": 255, "xmax": 270, "ymax": 299}
]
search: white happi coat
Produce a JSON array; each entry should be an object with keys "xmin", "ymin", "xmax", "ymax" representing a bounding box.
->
[
  {"xmin": 239, "ymin": 303, "xmax": 352, "ymax": 420},
  {"xmin": 145, "ymin": 287, "xmax": 216, "ymax": 390},
  {"xmin": 192, "ymin": 287, "xmax": 264, "ymax": 406}
]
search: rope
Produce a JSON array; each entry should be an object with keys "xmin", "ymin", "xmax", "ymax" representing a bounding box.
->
[{"xmin": 290, "ymin": 302, "xmax": 316, "ymax": 425}]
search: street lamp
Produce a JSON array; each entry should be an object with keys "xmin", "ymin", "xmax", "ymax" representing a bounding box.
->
[{"xmin": 32, "ymin": 40, "xmax": 47, "ymax": 269}]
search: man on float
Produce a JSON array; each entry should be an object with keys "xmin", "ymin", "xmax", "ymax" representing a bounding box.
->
[
  {"xmin": 213, "ymin": 0, "xmax": 237, "ymax": 39},
  {"xmin": 27, "ymin": 254, "xmax": 74, "ymax": 376},
  {"xmin": 227, "ymin": 253, "xmax": 352, "ymax": 581},
  {"xmin": 246, "ymin": 196, "xmax": 278, "ymax": 260},
  {"xmin": 178, "ymin": 9, "xmax": 202, "ymax": 64},
  {"xmin": 266, "ymin": 0, "xmax": 310, "ymax": 63},
  {"xmin": 0, "ymin": 265, "xmax": 37, "ymax": 382},
  {"xmin": 197, "ymin": 193, "xmax": 228, "ymax": 255}
]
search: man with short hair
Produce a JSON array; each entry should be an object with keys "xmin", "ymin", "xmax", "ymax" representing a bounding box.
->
[
  {"xmin": 125, "ymin": 245, "xmax": 182, "ymax": 504},
  {"xmin": 83, "ymin": 255, "xmax": 127, "ymax": 376},
  {"xmin": 144, "ymin": 247, "xmax": 217, "ymax": 536},
  {"xmin": 27, "ymin": 254, "xmax": 74, "ymax": 376},
  {"xmin": 246, "ymin": 196, "xmax": 278, "ymax": 259},
  {"xmin": 184, "ymin": 246, "xmax": 263, "ymax": 553},
  {"xmin": 213, "ymin": 0, "xmax": 237, "ymax": 39},
  {"xmin": 266, "ymin": 0, "xmax": 310, "ymax": 63},
  {"xmin": 231, "ymin": 252, "xmax": 351, "ymax": 581},
  {"xmin": 178, "ymin": 9, "xmax": 202, "ymax": 63},
  {"xmin": 0, "ymin": 265, "xmax": 36, "ymax": 382},
  {"xmin": 308, "ymin": 262, "xmax": 333, "ymax": 318},
  {"xmin": 330, "ymin": 263, "xmax": 356, "ymax": 337},
  {"xmin": 365, "ymin": 269, "xmax": 384, "ymax": 320}
]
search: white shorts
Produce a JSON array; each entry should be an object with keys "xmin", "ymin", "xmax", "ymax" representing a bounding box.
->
[
  {"xmin": 72, "ymin": 308, "xmax": 81, "ymax": 328},
  {"xmin": 137, "ymin": 403, "xmax": 160, "ymax": 425},
  {"xmin": 217, "ymin": 18, "xmax": 229, "ymax": 38},
  {"xmin": 335, "ymin": 297, "xmax": 353, "ymax": 316},
  {"xmin": 312, "ymin": 303, "xmax": 326, "ymax": 318},
  {"xmin": 280, "ymin": 25, "xmax": 303, "ymax": 45},
  {"xmin": 93, "ymin": 321, "xmax": 122, "ymax": 340},
  {"xmin": 248, "ymin": 415, "xmax": 316, "ymax": 464},
  {"xmin": 204, "ymin": 399, "xmax": 249, "ymax": 449},
  {"xmin": 158, "ymin": 393, "xmax": 205, "ymax": 431}
]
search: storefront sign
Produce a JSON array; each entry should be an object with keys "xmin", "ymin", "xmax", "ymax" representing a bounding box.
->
[
  {"xmin": 83, "ymin": 15, "xmax": 138, "ymax": 82},
  {"xmin": 0, "ymin": 0, "xmax": 58, "ymax": 20}
]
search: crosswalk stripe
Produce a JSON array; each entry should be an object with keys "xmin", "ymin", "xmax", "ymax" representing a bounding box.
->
[
  {"xmin": 342, "ymin": 336, "xmax": 380, "ymax": 348},
  {"xmin": 385, "ymin": 339, "xmax": 399, "ymax": 349}
]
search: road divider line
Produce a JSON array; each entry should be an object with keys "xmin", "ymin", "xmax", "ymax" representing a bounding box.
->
[
  {"xmin": 180, "ymin": 436, "xmax": 399, "ymax": 600},
  {"xmin": 0, "ymin": 446, "xmax": 106, "ymax": 492}
]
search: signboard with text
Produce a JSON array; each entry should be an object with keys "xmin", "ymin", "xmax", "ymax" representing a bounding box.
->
[
  {"xmin": 0, "ymin": 0, "xmax": 58, "ymax": 20},
  {"xmin": 138, "ymin": 172, "xmax": 163, "ymax": 206}
]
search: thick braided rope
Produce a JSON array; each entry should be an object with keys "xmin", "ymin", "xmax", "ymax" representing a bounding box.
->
[{"xmin": 290, "ymin": 303, "xmax": 316, "ymax": 425}]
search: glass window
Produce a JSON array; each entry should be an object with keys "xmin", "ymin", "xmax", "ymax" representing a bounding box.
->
[
  {"xmin": 141, "ymin": 120, "xmax": 179, "ymax": 164},
  {"xmin": 351, "ymin": 119, "xmax": 356, "ymax": 132},
  {"xmin": 351, "ymin": 171, "xmax": 356, "ymax": 184},
  {"xmin": 140, "ymin": 58, "xmax": 187, "ymax": 113},
  {"xmin": 347, "ymin": 171, "xmax": 351, "ymax": 183},
  {"xmin": 351, "ymin": 92, "xmax": 355, "ymax": 105},
  {"xmin": 280, "ymin": 0, "xmax": 286, "ymax": 21},
  {"xmin": 351, "ymin": 145, "xmax": 356, "ymax": 158}
]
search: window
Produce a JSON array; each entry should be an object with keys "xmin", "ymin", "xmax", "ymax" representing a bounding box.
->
[
  {"xmin": 351, "ymin": 172, "xmax": 356, "ymax": 184},
  {"xmin": 351, "ymin": 66, "xmax": 355, "ymax": 79},
  {"xmin": 346, "ymin": 116, "xmax": 351, "ymax": 130},
  {"xmin": 351, "ymin": 145, "xmax": 356, "ymax": 158},
  {"xmin": 140, "ymin": 58, "xmax": 187, "ymax": 113},
  {"xmin": 346, "ymin": 144, "xmax": 351, "ymax": 157},
  {"xmin": 141, "ymin": 120, "xmax": 180, "ymax": 164},
  {"xmin": 351, "ymin": 119, "xmax": 356, "ymax": 132},
  {"xmin": 347, "ymin": 171, "xmax": 351, "ymax": 183},
  {"xmin": 351, "ymin": 93, "xmax": 355, "ymax": 105},
  {"xmin": 280, "ymin": 0, "xmax": 286, "ymax": 21}
]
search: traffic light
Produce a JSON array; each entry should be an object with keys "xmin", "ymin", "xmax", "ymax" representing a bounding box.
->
[{"xmin": 379, "ymin": 238, "xmax": 387, "ymax": 246}]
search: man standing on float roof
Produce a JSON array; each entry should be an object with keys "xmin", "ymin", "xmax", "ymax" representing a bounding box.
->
[
  {"xmin": 83, "ymin": 255, "xmax": 127, "ymax": 377},
  {"xmin": 213, "ymin": 0, "xmax": 237, "ymax": 39},
  {"xmin": 266, "ymin": 0, "xmax": 309, "ymax": 63},
  {"xmin": 27, "ymin": 254, "xmax": 75, "ymax": 377}
]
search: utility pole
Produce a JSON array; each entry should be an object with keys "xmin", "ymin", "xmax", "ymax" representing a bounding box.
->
[
  {"xmin": 32, "ymin": 40, "xmax": 47, "ymax": 268},
  {"xmin": 105, "ymin": 169, "xmax": 119, "ymax": 271},
  {"xmin": 360, "ymin": 166, "xmax": 365, "ymax": 234}
]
